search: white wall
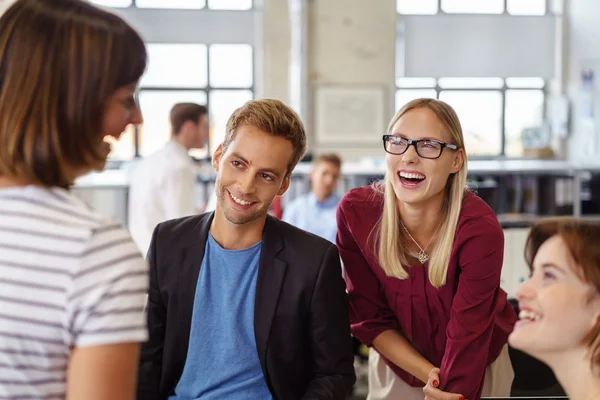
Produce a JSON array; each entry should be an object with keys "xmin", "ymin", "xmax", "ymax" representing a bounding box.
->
[
  {"xmin": 566, "ymin": 0, "xmax": 600, "ymax": 162},
  {"xmin": 307, "ymin": 0, "xmax": 397, "ymax": 160}
]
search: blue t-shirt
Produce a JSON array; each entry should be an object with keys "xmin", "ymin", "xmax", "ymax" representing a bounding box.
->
[{"xmin": 169, "ymin": 233, "xmax": 272, "ymax": 400}]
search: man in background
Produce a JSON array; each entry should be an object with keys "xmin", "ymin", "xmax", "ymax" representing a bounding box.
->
[
  {"xmin": 282, "ymin": 153, "xmax": 342, "ymax": 243},
  {"xmin": 128, "ymin": 102, "xmax": 209, "ymax": 254}
]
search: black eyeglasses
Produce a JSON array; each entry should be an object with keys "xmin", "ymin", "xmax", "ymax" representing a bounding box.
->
[{"xmin": 382, "ymin": 135, "xmax": 458, "ymax": 159}]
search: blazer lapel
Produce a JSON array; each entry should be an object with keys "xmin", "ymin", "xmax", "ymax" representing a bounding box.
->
[
  {"xmin": 176, "ymin": 212, "xmax": 214, "ymax": 368},
  {"xmin": 254, "ymin": 216, "xmax": 287, "ymax": 376}
]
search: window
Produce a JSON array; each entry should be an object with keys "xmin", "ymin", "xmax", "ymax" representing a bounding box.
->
[
  {"xmin": 441, "ymin": 0, "xmax": 503, "ymax": 14},
  {"xmin": 395, "ymin": 89, "xmax": 437, "ymax": 110},
  {"xmin": 397, "ymin": 0, "xmax": 438, "ymax": 14},
  {"xmin": 90, "ymin": 3, "xmax": 256, "ymax": 162},
  {"xmin": 507, "ymin": 0, "xmax": 546, "ymax": 15},
  {"xmin": 209, "ymin": 44, "xmax": 253, "ymax": 88},
  {"xmin": 209, "ymin": 90, "xmax": 254, "ymax": 147},
  {"xmin": 126, "ymin": 43, "xmax": 254, "ymax": 161},
  {"xmin": 136, "ymin": 0, "xmax": 206, "ymax": 9},
  {"xmin": 140, "ymin": 44, "xmax": 208, "ymax": 88},
  {"xmin": 396, "ymin": 77, "xmax": 437, "ymax": 88},
  {"xmin": 91, "ymin": 0, "xmax": 254, "ymax": 9},
  {"xmin": 89, "ymin": 0, "xmax": 132, "ymax": 7},
  {"xmin": 505, "ymin": 90, "xmax": 545, "ymax": 156},
  {"xmin": 438, "ymin": 77, "xmax": 504, "ymax": 89},
  {"xmin": 208, "ymin": 0, "xmax": 252, "ymax": 10},
  {"xmin": 107, "ymin": 125, "xmax": 136, "ymax": 160},
  {"xmin": 396, "ymin": 0, "xmax": 546, "ymax": 15},
  {"xmin": 395, "ymin": 77, "xmax": 546, "ymax": 157},
  {"xmin": 138, "ymin": 90, "xmax": 208, "ymax": 157},
  {"xmin": 439, "ymin": 90, "xmax": 503, "ymax": 156}
]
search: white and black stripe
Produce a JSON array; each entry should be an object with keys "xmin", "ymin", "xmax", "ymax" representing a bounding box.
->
[{"xmin": 0, "ymin": 186, "xmax": 148, "ymax": 399}]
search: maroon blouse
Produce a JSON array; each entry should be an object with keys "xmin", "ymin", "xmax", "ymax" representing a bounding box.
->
[{"xmin": 336, "ymin": 186, "xmax": 517, "ymax": 400}]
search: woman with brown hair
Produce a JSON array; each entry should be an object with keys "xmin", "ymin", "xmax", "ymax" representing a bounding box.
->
[
  {"xmin": 509, "ymin": 218, "xmax": 600, "ymax": 400},
  {"xmin": 0, "ymin": 1, "xmax": 148, "ymax": 399},
  {"xmin": 337, "ymin": 98, "xmax": 517, "ymax": 399}
]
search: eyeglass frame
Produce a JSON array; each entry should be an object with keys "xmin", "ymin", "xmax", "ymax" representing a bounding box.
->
[{"xmin": 382, "ymin": 134, "xmax": 459, "ymax": 160}]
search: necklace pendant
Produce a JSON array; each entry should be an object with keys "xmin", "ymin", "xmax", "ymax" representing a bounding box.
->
[{"xmin": 418, "ymin": 251, "xmax": 428, "ymax": 264}]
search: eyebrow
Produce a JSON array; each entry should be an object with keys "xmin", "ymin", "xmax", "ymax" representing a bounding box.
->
[
  {"xmin": 390, "ymin": 133, "xmax": 441, "ymax": 142},
  {"xmin": 230, "ymin": 152, "xmax": 282, "ymax": 178},
  {"xmin": 539, "ymin": 262, "xmax": 567, "ymax": 274}
]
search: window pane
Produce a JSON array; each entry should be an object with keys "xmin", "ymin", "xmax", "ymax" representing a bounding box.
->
[
  {"xmin": 107, "ymin": 125, "xmax": 135, "ymax": 160},
  {"xmin": 136, "ymin": 0, "xmax": 206, "ymax": 8},
  {"xmin": 89, "ymin": 0, "xmax": 132, "ymax": 6},
  {"xmin": 209, "ymin": 90, "xmax": 253, "ymax": 150},
  {"xmin": 506, "ymin": 77, "xmax": 545, "ymax": 89},
  {"xmin": 505, "ymin": 90, "xmax": 545, "ymax": 157},
  {"xmin": 209, "ymin": 45, "xmax": 253, "ymax": 88},
  {"xmin": 507, "ymin": 0, "xmax": 546, "ymax": 15},
  {"xmin": 140, "ymin": 44, "xmax": 208, "ymax": 89},
  {"xmin": 439, "ymin": 91, "xmax": 503, "ymax": 156},
  {"xmin": 208, "ymin": 0, "xmax": 252, "ymax": 10},
  {"xmin": 396, "ymin": 77, "xmax": 437, "ymax": 88},
  {"xmin": 138, "ymin": 90, "xmax": 208, "ymax": 157},
  {"xmin": 441, "ymin": 0, "xmax": 503, "ymax": 14},
  {"xmin": 438, "ymin": 77, "xmax": 504, "ymax": 89},
  {"xmin": 397, "ymin": 0, "xmax": 438, "ymax": 14},
  {"xmin": 395, "ymin": 89, "xmax": 437, "ymax": 111}
]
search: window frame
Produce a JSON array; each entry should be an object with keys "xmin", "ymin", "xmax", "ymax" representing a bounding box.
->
[
  {"xmin": 93, "ymin": 0, "xmax": 254, "ymax": 10},
  {"xmin": 396, "ymin": 0, "xmax": 551, "ymax": 16},
  {"xmin": 129, "ymin": 43, "xmax": 256, "ymax": 161},
  {"xmin": 394, "ymin": 78, "xmax": 547, "ymax": 159}
]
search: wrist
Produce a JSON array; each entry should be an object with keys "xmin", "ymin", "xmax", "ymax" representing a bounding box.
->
[{"xmin": 419, "ymin": 363, "xmax": 435, "ymax": 384}]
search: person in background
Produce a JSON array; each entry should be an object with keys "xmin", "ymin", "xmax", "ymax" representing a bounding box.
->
[
  {"xmin": 336, "ymin": 98, "xmax": 517, "ymax": 400},
  {"xmin": 508, "ymin": 218, "xmax": 600, "ymax": 400},
  {"xmin": 128, "ymin": 103, "xmax": 209, "ymax": 254},
  {"xmin": 282, "ymin": 153, "xmax": 342, "ymax": 243},
  {"xmin": 0, "ymin": 0, "xmax": 148, "ymax": 399},
  {"xmin": 137, "ymin": 98, "xmax": 355, "ymax": 400}
]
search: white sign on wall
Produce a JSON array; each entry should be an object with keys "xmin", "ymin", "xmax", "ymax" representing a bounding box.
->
[{"xmin": 314, "ymin": 84, "xmax": 387, "ymax": 145}]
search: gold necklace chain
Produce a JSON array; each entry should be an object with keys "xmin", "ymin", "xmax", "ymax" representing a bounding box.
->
[{"xmin": 400, "ymin": 220, "xmax": 442, "ymax": 264}]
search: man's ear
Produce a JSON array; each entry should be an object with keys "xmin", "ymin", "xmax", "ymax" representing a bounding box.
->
[
  {"xmin": 212, "ymin": 144, "xmax": 224, "ymax": 172},
  {"xmin": 277, "ymin": 173, "xmax": 291, "ymax": 197}
]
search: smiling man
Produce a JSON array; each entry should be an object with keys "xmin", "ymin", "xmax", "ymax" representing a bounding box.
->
[{"xmin": 137, "ymin": 99, "xmax": 355, "ymax": 400}]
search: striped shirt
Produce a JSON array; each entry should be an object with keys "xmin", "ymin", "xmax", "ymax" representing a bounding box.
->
[{"xmin": 0, "ymin": 185, "xmax": 149, "ymax": 399}]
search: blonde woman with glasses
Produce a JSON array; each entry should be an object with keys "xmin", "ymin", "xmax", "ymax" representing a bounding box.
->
[{"xmin": 336, "ymin": 98, "xmax": 517, "ymax": 400}]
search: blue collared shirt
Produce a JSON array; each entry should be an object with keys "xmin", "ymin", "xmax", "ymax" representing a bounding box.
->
[{"xmin": 282, "ymin": 192, "xmax": 341, "ymax": 243}]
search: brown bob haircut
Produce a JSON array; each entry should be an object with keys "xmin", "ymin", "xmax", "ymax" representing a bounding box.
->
[
  {"xmin": 170, "ymin": 103, "xmax": 208, "ymax": 135},
  {"xmin": 0, "ymin": 0, "xmax": 147, "ymax": 187},
  {"xmin": 223, "ymin": 98, "xmax": 306, "ymax": 174},
  {"xmin": 525, "ymin": 218, "xmax": 600, "ymax": 367}
]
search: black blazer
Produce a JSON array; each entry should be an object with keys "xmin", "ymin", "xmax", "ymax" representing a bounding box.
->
[{"xmin": 137, "ymin": 213, "xmax": 356, "ymax": 400}]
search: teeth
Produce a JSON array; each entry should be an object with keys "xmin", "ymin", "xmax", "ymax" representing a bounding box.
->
[
  {"xmin": 518, "ymin": 310, "xmax": 540, "ymax": 322},
  {"xmin": 399, "ymin": 172, "xmax": 425, "ymax": 180},
  {"xmin": 230, "ymin": 192, "xmax": 252, "ymax": 206}
]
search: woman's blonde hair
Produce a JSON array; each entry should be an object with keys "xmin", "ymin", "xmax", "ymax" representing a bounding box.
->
[{"xmin": 372, "ymin": 98, "xmax": 468, "ymax": 288}]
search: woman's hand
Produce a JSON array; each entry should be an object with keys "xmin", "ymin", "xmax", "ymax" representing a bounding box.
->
[{"xmin": 422, "ymin": 368, "xmax": 464, "ymax": 400}]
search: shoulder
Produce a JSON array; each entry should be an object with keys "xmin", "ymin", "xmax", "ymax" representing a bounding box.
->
[
  {"xmin": 154, "ymin": 213, "xmax": 209, "ymax": 244},
  {"xmin": 456, "ymin": 190, "xmax": 503, "ymax": 241},
  {"xmin": 285, "ymin": 193, "xmax": 310, "ymax": 209},
  {"xmin": 337, "ymin": 185, "xmax": 383, "ymax": 223}
]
